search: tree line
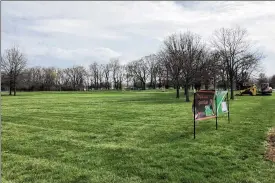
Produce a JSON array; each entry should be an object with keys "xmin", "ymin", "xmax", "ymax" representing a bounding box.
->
[{"xmin": 1, "ymin": 26, "xmax": 273, "ymax": 101}]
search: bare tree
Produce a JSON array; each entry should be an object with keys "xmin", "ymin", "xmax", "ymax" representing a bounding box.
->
[
  {"xmin": 55, "ymin": 68, "xmax": 64, "ymax": 91},
  {"xmin": 158, "ymin": 33, "xmax": 184, "ymax": 98},
  {"xmin": 28, "ymin": 67, "xmax": 43, "ymax": 91},
  {"xmin": 157, "ymin": 59, "xmax": 170, "ymax": 89},
  {"xmin": 42, "ymin": 67, "xmax": 57, "ymax": 91},
  {"xmin": 235, "ymin": 53, "xmax": 262, "ymax": 89},
  {"xmin": 124, "ymin": 64, "xmax": 133, "ymax": 88},
  {"xmin": 194, "ymin": 51, "xmax": 222, "ymax": 90},
  {"xmin": 145, "ymin": 54, "xmax": 159, "ymax": 89},
  {"xmin": 258, "ymin": 73, "xmax": 268, "ymax": 86},
  {"xmin": 64, "ymin": 66, "xmax": 87, "ymax": 91},
  {"xmin": 118, "ymin": 64, "xmax": 125, "ymax": 90},
  {"xmin": 1, "ymin": 46, "xmax": 27, "ymax": 96},
  {"xmin": 98, "ymin": 64, "xmax": 105, "ymax": 89},
  {"xmin": 211, "ymin": 26, "xmax": 263, "ymax": 99},
  {"xmin": 110, "ymin": 59, "xmax": 121, "ymax": 90},
  {"xmin": 180, "ymin": 32, "xmax": 206, "ymax": 101},
  {"xmin": 89, "ymin": 62, "xmax": 106, "ymax": 90},
  {"xmin": 89, "ymin": 62, "xmax": 99, "ymax": 90},
  {"xmin": 157, "ymin": 45, "xmax": 182, "ymax": 98},
  {"xmin": 128, "ymin": 58, "xmax": 149, "ymax": 90},
  {"xmin": 158, "ymin": 32, "xmax": 206, "ymax": 101},
  {"xmin": 269, "ymin": 75, "xmax": 275, "ymax": 88},
  {"xmin": 103, "ymin": 63, "xmax": 111, "ymax": 89}
]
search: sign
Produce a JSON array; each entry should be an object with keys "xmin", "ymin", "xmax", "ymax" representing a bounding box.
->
[
  {"xmin": 193, "ymin": 90, "xmax": 216, "ymax": 121},
  {"xmin": 221, "ymin": 102, "xmax": 228, "ymax": 112},
  {"xmin": 215, "ymin": 91, "xmax": 228, "ymax": 116},
  {"xmin": 192, "ymin": 90, "xmax": 230, "ymax": 139}
]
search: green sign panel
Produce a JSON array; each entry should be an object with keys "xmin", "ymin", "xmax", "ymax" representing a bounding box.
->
[{"xmin": 215, "ymin": 91, "xmax": 228, "ymax": 116}]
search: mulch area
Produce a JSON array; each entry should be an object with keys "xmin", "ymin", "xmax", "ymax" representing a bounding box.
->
[{"xmin": 266, "ymin": 128, "xmax": 275, "ymax": 162}]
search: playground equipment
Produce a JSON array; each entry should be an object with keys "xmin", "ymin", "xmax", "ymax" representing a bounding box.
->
[
  {"xmin": 260, "ymin": 83, "xmax": 272, "ymax": 95},
  {"xmin": 239, "ymin": 84, "xmax": 257, "ymax": 96}
]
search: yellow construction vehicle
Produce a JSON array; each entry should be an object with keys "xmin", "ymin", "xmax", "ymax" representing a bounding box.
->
[{"xmin": 239, "ymin": 84, "xmax": 257, "ymax": 96}]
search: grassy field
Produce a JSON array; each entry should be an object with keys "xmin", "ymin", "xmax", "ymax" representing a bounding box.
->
[{"xmin": 2, "ymin": 90, "xmax": 275, "ymax": 183}]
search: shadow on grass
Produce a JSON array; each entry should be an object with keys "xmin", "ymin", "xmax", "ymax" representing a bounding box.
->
[
  {"xmin": 235, "ymin": 94, "xmax": 272, "ymax": 97},
  {"xmin": 256, "ymin": 94, "xmax": 273, "ymax": 96},
  {"xmin": 1, "ymin": 92, "xmax": 47, "ymax": 97}
]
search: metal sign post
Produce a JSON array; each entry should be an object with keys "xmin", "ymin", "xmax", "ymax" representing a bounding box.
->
[
  {"xmin": 193, "ymin": 91, "xmax": 196, "ymax": 139},
  {"xmin": 215, "ymin": 95, "xmax": 218, "ymax": 130},
  {"xmin": 227, "ymin": 90, "xmax": 230, "ymax": 123}
]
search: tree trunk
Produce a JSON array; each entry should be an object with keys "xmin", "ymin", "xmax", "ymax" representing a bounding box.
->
[
  {"xmin": 166, "ymin": 70, "xmax": 169, "ymax": 89},
  {"xmin": 185, "ymin": 85, "xmax": 190, "ymax": 102},
  {"xmin": 176, "ymin": 80, "xmax": 180, "ymax": 98},
  {"xmin": 9, "ymin": 79, "xmax": 12, "ymax": 95},
  {"xmin": 13, "ymin": 78, "xmax": 16, "ymax": 96},
  {"xmin": 223, "ymin": 81, "xmax": 227, "ymax": 90},
  {"xmin": 150, "ymin": 75, "xmax": 153, "ymax": 89},
  {"xmin": 205, "ymin": 83, "xmax": 209, "ymax": 90},
  {"xmin": 213, "ymin": 77, "xmax": 216, "ymax": 90},
  {"xmin": 154, "ymin": 76, "xmax": 157, "ymax": 89},
  {"xmin": 184, "ymin": 86, "xmax": 186, "ymax": 96},
  {"xmin": 230, "ymin": 77, "xmax": 234, "ymax": 100}
]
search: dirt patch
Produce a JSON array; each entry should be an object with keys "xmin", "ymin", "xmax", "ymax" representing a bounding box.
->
[{"xmin": 265, "ymin": 128, "xmax": 275, "ymax": 162}]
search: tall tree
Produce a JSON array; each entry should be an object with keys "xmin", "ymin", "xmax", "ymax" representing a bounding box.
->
[
  {"xmin": 144, "ymin": 54, "xmax": 159, "ymax": 89},
  {"xmin": 42, "ymin": 67, "xmax": 57, "ymax": 91},
  {"xmin": 124, "ymin": 64, "xmax": 133, "ymax": 88},
  {"xmin": 1, "ymin": 46, "xmax": 27, "ymax": 96},
  {"xmin": 110, "ymin": 59, "xmax": 120, "ymax": 90},
  {"xmin": 235, "ymin": 53, "xmax": 262, "ymax": 89},
  {"xmin": 128, "ymin": 58, "xmax": 149, "ymax": 90},
  {"xmin": 211, "ymin": 26, "xmax": 263, "ymax": 99},
  {"xmin": 158, "ymin": 32, "xmax": 206, "ymax": 101},
  {"xmin": 64, "ymin": 66, "xmax": 86, "ymax": 91},
  {"xmin": 158, "ymin": 34, "xmax": 183, "ymax": 98},
  {"xmin": 269, "ymin": 75, "xmax": 275, "ymax": 88},
  {"xmin": 180, "ymin": 32, "xmax": 206, "ymax": 102},
  {"xmin": 89, "ymin": 62, "xmax": 99, "ymax": 90},
  {"xmin": 258, "ymin": 73, "xmax": 268, "ymax": 86},
  {"xmin": 103, "ymin": 63, "xmax": 111, "ymax": 89}
]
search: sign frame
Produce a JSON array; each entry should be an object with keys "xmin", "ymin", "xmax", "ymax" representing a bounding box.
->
[{"xmin": 192, "ymin": 89, "xmax": 230, "ymax": 139}]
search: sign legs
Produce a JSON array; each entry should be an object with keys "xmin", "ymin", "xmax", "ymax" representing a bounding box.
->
[
  {"xmin": 215, "ymin": 95, "xmax": 218, "ymax": 130},
  {"xmin": 193, "ymin": 92, "xmax": 196, "ymax": 139}
]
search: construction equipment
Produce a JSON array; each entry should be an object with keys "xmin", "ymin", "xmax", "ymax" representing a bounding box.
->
[
  {"xmin": 236, "ymin": 82, "xmax": 273, "ymax": 96},
  {"xmin": 239, "ymin": 84, "xmax": 257, "ymax": 96},
  {"xmin": 260, "ymin": 83, "xmax": 273, "ymax": 95}
]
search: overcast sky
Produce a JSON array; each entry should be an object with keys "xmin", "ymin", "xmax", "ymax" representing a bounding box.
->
[{"xmin": 1, "ymin": 1, "xmax": 275, "ymax": 76}]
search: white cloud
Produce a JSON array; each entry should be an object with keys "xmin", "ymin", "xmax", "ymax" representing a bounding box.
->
[
  {"xmin": 26, "ymin": 46, "xmax": 121, "ymax": 65},
  {"xmin": 2, "ymin": 1, "xmax": 275, "ymax": 76}
]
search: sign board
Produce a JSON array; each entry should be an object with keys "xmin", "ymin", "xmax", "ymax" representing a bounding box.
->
[
  {"xmin": 215, "ymin": 91, "xmax": 228, "ymax": 116},
  {"xmin": 192, "ymin": 90, "xmax": 230, "ymax": 139},
  {"xmin": 193, "ymin": 90, "xmax": 216, "ymax": 121}
]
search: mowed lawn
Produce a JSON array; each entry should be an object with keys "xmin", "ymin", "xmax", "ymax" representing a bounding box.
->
[{"xmin": 2, "ymin": 90, "xmax": 275, "ymax": 183}]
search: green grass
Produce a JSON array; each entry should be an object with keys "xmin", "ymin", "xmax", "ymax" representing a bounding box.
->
[{"xmin": 2, "ymin": 90, "xmax": 275, "ymax": 183}]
